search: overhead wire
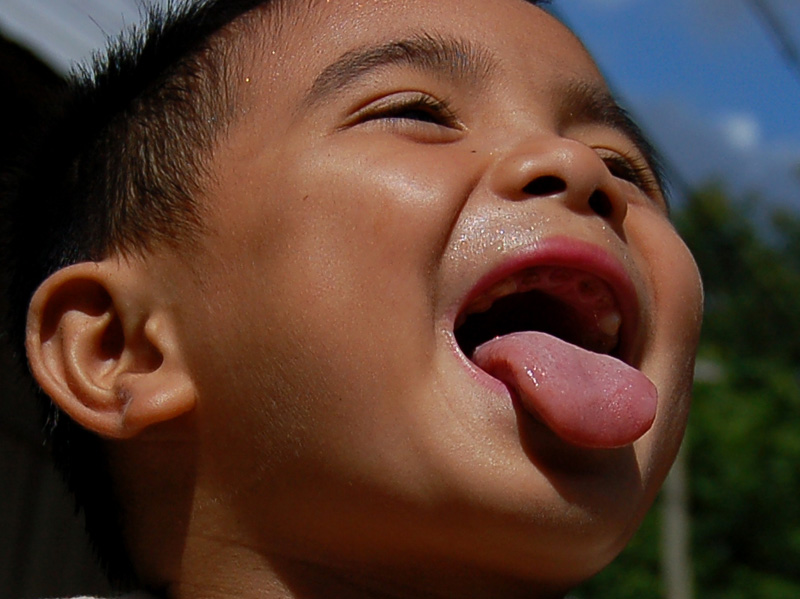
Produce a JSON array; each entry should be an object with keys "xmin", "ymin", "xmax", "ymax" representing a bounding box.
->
[{"xmin": 745, "ymin": 0, "xmax": 800, "ymax": 86}]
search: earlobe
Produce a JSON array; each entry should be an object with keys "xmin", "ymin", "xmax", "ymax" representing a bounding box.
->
[{"xmin": 26, "ymin": 260, "xmax": 196, "ymax": 439}]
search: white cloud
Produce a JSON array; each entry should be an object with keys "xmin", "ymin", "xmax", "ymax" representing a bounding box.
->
[
  {"xmin": 719, "ymin": 113, "xmax": 762, "ymax": 151},
  {"xmin": 633, "ymin": 97, "xmax": 800, "ymax": 210}
]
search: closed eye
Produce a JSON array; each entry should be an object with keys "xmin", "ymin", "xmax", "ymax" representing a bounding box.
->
[
  {"xmin": 598, "ymin": 150, "xmax": 661, "ymax": 198},
  {"xmin": 379, "ymin": 102, "xmax": 449, "ymax": 124},
  {"xmin": 347, "ymin": 91, "xmax": 464, "ymax": 138}
]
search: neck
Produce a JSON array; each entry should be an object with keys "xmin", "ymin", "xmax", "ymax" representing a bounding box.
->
[{"xmin": 162, "ymin": 534, "xmax": 572, "ymax": 599}]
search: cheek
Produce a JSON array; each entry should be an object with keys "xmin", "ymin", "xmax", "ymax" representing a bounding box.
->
[
  {"xmin": 284, "ymin": 140, "xmax": 467, "ymax": 249},
  {"xmin": 240, "ymin": 141, "xmax": 479, "ymax": 328},
  {"xmin": 628, "ymin": 211, "xmax": 703, "ymax": 480},
  {"xmin": 180, "ymin": 143, "xmax": 476, "ymax": 484},
  {"xmin": 645, "ymin": 221, "xmax": 704, "ymax": 372},
  {"xmin": 630, "ymin": 208, "xmax": 703, "ymax": 361}
]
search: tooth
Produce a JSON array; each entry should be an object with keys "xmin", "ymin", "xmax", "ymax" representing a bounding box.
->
[
  {"xmin": 547, "ymin": 267, "xmax": 574, "ymax": 287},
  {"xmin": 598, "ymin": 311, "xmax": 622, "ymax": 337},
  {"xmin": 469, "ymin": 295, "xmax": 495, "ymax": 315},
  {"xmin": 459, "ymin": 276, "xmax": 520, "ymax": 323},
  {"xmin": 490, "ymin": 278, "xmax": 518, "ymax": 299},
  {"xmin": 521, "ymin": 269, "xmax": 543, "ymax": 289}
]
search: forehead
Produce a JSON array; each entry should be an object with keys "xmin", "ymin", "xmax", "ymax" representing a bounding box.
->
[{"xmin": 236, "ymin": 0, "xmax": 604, "ymax": 110}]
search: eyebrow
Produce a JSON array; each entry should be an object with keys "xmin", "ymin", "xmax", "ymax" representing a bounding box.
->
[
  {"xmin": 559, "ymin": 80, "xmax": 668, "ymax": 202},
  {"xmin": 301, "ymin": 33, "xmax": 497, "ymax": 109}
]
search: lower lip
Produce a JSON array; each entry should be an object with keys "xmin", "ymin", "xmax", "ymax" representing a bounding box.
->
[{"xmin": 445, "ymin": 332, "xmax": 511, "ymax": 394}]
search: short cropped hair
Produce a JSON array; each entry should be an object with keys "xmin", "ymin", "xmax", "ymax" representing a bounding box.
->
[
  {"xmin": 1, "ymin": 0, "xmax": 293, "ymax": 583},
  {"xmin": 1, "ymin": 0, "xmax": 550, "ymax": 586}
]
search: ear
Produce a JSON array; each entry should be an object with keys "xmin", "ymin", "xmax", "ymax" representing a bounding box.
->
[{"xmin": 25, "ymin": 259, "xmax": 196, "ymax": 439}]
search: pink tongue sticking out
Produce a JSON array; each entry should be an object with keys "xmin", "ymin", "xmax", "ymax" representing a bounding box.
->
[{"xmin": 473, "ymin": 332, "xmax": 657, "ymax": 448}]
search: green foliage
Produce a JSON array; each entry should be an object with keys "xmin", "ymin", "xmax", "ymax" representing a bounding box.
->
[
  {"xmin": 675, "ymin": 185, "xmax": 800, "ymax": 364},
  {"xmin": 690, "ymin": 361, "xmax": 800, "ymax": 597},
  {"xmin": 576, "ymin": 186, "xmax": 800, "ymax": 598}
]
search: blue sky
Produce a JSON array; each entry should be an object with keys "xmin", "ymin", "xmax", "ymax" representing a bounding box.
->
[
  {"xmin": 555, "ymin": 0, "xmax": 800, "ymax": 213},
  {"xmin": 1, "ymin": 0, "xmax": 798, "ymax": 213}
]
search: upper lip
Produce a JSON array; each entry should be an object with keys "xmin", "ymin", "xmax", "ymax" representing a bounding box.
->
[{"xmin": 450, "ymin": 236, "xmax": 643, "ymax": 366}]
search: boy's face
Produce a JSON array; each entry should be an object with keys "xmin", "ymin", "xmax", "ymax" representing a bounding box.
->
[{"xmin": 159, "ymin": 0, "xmax": 702, "ymax": 589}]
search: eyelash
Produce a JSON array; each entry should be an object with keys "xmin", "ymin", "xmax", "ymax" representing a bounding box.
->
[
  {"xmin": 599, "ymin": 150, "xmax": 659, "ymax": 195},
  {"xmin": 353, "ymin": 92, "xmax": 461, "ymax": 129}
]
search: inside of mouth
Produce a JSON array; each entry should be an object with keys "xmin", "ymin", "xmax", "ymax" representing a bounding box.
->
[{"xmin": 454, "ymin": 289, "xmax": 589, "ymax": 359}]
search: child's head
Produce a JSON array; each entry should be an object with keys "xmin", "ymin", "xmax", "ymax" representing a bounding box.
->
[{"xmin": 4, "ymin": 0, "xmax": 703, "ymax": 596}]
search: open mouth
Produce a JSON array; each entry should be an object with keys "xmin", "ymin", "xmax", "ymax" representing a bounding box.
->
[
  {"xmin": 454, "ymin": 266, "xmax": 623, "ymax": 361},
  {"xmin": 450, "ymin": 258, "xmax": 656, "ymax": 449}
]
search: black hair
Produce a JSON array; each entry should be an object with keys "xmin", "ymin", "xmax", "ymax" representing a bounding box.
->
[
  {"xmin": 0, "ymin": 0, "xmax": 290, "ymax": 585},
  {"xmin": 0, "ymin": 0, "xmax": 552, "ymax": 588}
]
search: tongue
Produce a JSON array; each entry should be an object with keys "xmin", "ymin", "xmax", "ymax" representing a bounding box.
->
[{"xmin": 473, "ymin": 332, "xmax": 656, "ymax": 448}]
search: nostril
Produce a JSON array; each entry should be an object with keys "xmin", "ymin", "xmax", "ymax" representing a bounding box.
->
[
  {"xmin": 588, "ymin": 191, "xmax": 613, "ymax": 218},
  {"xmin": 523, "ymin": 175, "xmax": 567, "ymax": 197}
]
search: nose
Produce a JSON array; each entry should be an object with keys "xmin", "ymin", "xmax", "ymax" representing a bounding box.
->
[{"xmin": 489, "ymin": 136, "xmax": 628, "ymax": 227}]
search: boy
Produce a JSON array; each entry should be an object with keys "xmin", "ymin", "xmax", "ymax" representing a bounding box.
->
[{"xmin": 2, "ymin": 0, "xmax": 703, "ymax": 597}]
